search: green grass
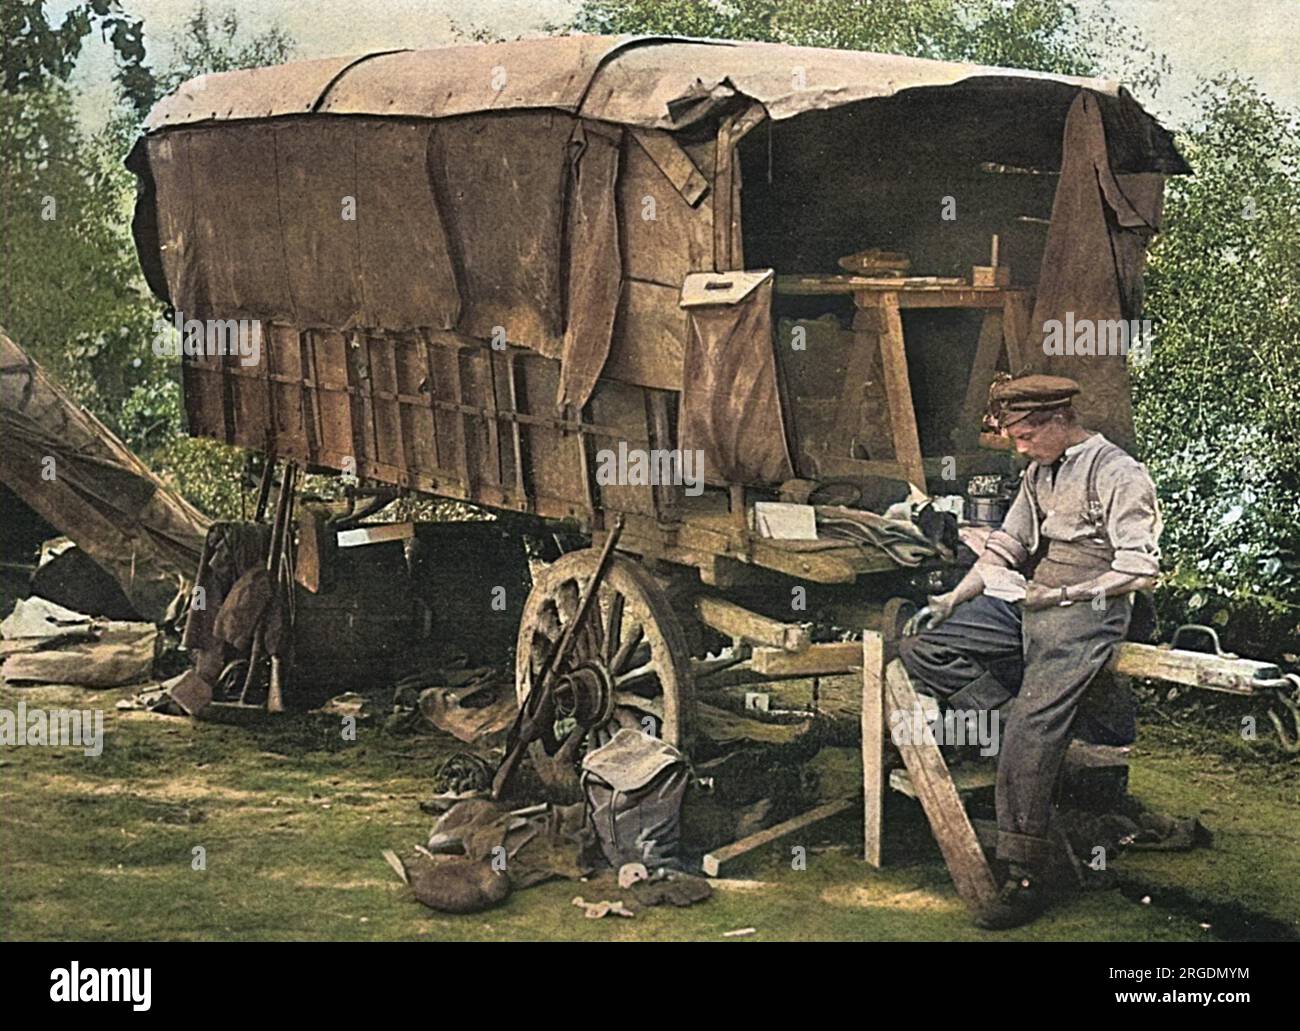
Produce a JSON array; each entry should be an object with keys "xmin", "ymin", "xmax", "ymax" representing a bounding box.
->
[{"xmin": 1, "ymin": 683, "xmax": 1296, "ymax": 941}]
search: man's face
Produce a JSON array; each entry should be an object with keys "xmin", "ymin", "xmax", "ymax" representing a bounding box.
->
[{"xmin": 1005, "ymin": 414, "xmax": 1071, "ymax": 464}]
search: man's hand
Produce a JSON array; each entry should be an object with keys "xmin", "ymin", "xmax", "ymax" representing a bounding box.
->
[
  {"xmin": 1022, "ymin": 583, "xmax": 1058, "ymax": 610},
  {"xmin": 925, "ymin": 591, "xmax": 958, "ymax": 627}
]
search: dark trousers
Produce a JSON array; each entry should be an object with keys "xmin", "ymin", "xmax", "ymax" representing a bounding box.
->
[{"xmin": 898, "ymin": 594, "xmax": 1133, "ymax": 868}]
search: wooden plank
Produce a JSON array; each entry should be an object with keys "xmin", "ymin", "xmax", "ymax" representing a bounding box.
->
[
  {"xmin": 752, "ymin": 640, "xmax": 861, "ymax": 676},
  {"xmin": 630, "ymin": 128, "xmax": 708, "ymax": 206},
  {"xmin": 1109, "ymin": 642, "xmax": 1282, "ymax": 695},
  {"xmin": 647, "ymin": 390, "xmax": 681, "ymax": 523},
  {"xmin": 833, "ymin": 304, "xmax": 891, "ymax": 462},
  {"xmin": 703, "ymin": 798, "xmax": 855, "ymax": 877},
  {"xmin": 504, "ymin": 351, "xmax": 532, "ymax": 508},
  {"xmin": 1002, "ymin": 292, "xmax": 1032, "ymax": 375},
  {"xmin": 777, "ymin": 274, "xmax": 967, "ymax": 294},
  {"xmin": 696, "ymin": 596, "xmax": 810, "ymax": 652},
  {"xmin": 712, "ymin": 112, "xmax": 736, "ymax": 270},
  {"xmin": 896, "ymin": 290, "xmax": 1008, "ymax": 310},
  {"xmin": 420, "ymin": 332, "xmax": 442, "ymax": 477},
  {"xmin": 479, "ymin": 348, "xmax": 504, "ymax": 489},
  {"xmin": 861, "ymin": 632, "xmax": 885, "ymax": 868},
  {"xmin": 336, "ymin": 521, "xmax": 415, "ymax": 548},
  {"xmin": 890, "ymin": 766, "xmax": 996, "ymax": 799},
  {"xmin": 712, "ymin": 103, "xmax": 766, "ymax": 271},
  {"xmin": 954, "ymin": 309, "xmax": 1005, "ymax": 449},
  {"xmin": 874, "ymin": 292, "xmax": 926, "ymax": 488},
  {"xmin": 299, "ymin": 332, "xmax": 322, "ymax": 465},
  {"xmin": 883, "ymin": 658, "xmax": 998, "ymax": 910}
]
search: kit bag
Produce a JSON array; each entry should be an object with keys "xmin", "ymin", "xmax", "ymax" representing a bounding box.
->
[{"xmin": 581, "ymin": 728, "xmax": 689, "ymax": 868}]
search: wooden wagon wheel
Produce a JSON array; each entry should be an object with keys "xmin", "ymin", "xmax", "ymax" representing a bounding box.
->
[{"xmin": 515, "ymin": 550, "xmax": 693, "ymax": 753}]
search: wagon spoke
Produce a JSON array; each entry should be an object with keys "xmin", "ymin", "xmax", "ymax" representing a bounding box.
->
[
  {"xmin": 611, "ymin": 623, "xmax": 645, "ymax": 675},
  {"xmin": 604, "ymin": 591, "xmax": 624, "ymax": 665},
  {"xmin": 614, "ymin": 662, "xmax": 659, "ymax": 693},
  {"xmin": 583, "ymin": 589, "xmax": 605, "ymax": 656},
  {"xmin": 614, "ymin": 692, "xmax": 664, "ymax": 720}
]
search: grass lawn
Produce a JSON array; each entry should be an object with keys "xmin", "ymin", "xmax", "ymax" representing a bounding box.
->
[{"xmin": 1, "ymin": 681, "xmax": 1296, "ymax": 941}]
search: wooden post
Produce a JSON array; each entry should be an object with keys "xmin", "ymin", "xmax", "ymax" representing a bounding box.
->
[
  {"xmin": 861, "ymin": 631, "xmax": 885, "ymax": 867},
  {"xmin": 954, "ymin": 309, "xmax": 1005, "ymax": 448},
  {"xmin": 1002, "ymin": 292, "xmax": 1032, "ymax": 375},
  {"xmin": 873, "ymin": 292, "xmax": 926, "ymax": 489},
  {"xmin": 883, "ymin": 658, "xmax": 998, "ymax": 910}
]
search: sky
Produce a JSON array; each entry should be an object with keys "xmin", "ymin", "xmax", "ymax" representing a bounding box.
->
[{"xmin": 55, "ymin": 0, "xmax": 1300, "ymax": 131}]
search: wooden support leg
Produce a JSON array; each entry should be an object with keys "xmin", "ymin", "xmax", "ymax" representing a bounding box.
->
[
  {"xmin": 954, "ymin": 309, "xmax": 1004, "ymax": 449},
  {"xmin": 882, "ymin": 658, "xmax": 999, "ymax": 910},
  {"xmin": 861, "ymin": 631, "xmax": 885, "ymax": 868},
  {"xmin": 873, "ymin": 292, "xmax": 926, "ymax": 489}
]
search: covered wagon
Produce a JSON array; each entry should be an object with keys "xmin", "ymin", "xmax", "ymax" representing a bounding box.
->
[{"xmin": 128, "ymin": 35, "xmax": 1189, "ymax": 755}]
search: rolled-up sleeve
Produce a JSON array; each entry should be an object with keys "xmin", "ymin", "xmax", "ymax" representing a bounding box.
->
[
  {"xmin": 1099, "ymin": 456, "xmax": 1162, "ymax": 576},
  {"xmin": 985, "ymin": 474, "xmax": 1036, "ymax": 568}
]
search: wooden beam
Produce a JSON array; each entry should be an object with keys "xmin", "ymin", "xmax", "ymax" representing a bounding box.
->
[
  {"xmin": 695, "ymin": 596, "xmax": 810, "ymax": 652},
  {"xmin": 873, "ymin": 292, "xmax": 926, "ymax": 488},
  {"xmin": 1109, "ymin": 642, "xmax": 1282, "ymax": 695},
  {"xmin": 1002, "ymin": 292, "xmax": 1032, "ymax": 375},
  {"xmin": 751, "ymin": 640, "xmax": 862, "ymax": 676},
  {"xmin": 712, "ymin": 102, "xmax": 766, "ymax": 271},
  {"xmin": 834, "ymin": 305, "xmax": 891, "ymax": 464},
  {"xmin": 703, "ymin": 798, "xmax": 854, "ymax": 877},
  {"xmin": 883, "ymin": 658, "xmax": 999, "ymax": 910},
  {"xmin": 955, "ymin": 309, "xmax": 1004, "ymax": 449},
  {"xmin": 629, "ymin": 128, "xmax": 709, "ymax": 206},
  {"xmin": 861, "ymin": 632, "xmax": 885, "ymax": 867}
]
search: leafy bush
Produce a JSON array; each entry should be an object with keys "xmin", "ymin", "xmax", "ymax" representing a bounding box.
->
[{"xmin": 1136, "ymin": 78, "xmax": 1300, "ymax": 655}]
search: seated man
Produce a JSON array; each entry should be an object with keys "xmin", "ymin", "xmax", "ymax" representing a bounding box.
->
[{"xmin": 898, "ymin": 374, "xmax": 1161, "ymax": 930}]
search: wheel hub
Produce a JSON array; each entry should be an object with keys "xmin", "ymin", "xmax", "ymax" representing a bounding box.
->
[{"xmin": 552, "ymin": 662, "xmax": 616, "ymax": 730}]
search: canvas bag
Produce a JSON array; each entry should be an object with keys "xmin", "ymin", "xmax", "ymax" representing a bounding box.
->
[{"xmin": 580, "ymin": 728, "xmax": 689, "ymax": 868}]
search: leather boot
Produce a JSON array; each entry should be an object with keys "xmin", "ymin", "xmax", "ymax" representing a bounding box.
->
[{"xmin": 974, "ymin": 865, "xmax": 1051, "ymax": 930}]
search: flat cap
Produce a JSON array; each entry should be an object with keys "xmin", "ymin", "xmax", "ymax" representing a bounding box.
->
[{"xmin": 987, "ymin": 374, "xmax": 1080, "ymax": 428}]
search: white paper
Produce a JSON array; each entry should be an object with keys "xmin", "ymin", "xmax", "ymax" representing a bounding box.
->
[{"xmin": 752, "ymin": 502, "xmax": 817, "ymax": 540}]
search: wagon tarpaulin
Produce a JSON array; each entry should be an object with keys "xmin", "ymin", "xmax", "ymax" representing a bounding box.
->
[{"xmin": 1029, "ymin": 92, "xmax": 1165, "ymax": 451}]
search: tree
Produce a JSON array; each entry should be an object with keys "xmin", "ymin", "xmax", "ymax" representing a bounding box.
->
[
  {"xmin": 0, "ymin": 3, "xmax": 295, "ymax": 519},
  {"xmin": 2, "ymin": 1, "xmax": 155, "ymax": 115},
  {"xmin": 1134, "ymin": 78, "xmax": 1300, "ymax": 649},
  {"xmin": 564, "ymin": 0, "xmax": 1166, "ymax": 90}
]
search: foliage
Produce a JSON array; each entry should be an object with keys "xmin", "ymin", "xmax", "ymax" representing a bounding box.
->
[
  {"xmin": 1, "ymin": 3, "xmax": 296, "ymax": 521},
  {"xmin": 563, "ymin": 0, "xmax": 1166, "ymax": 87},
  {"xmin": 1135, "ymin": 78, "xmax": 1300, "ymax": 647},
  {"xmin": 2, "ymin": 0, "xmax": 154, "ymax": 114},
  {"xmin": 0, "ymin": 84, "xmax": 152, "ymax": 423}
]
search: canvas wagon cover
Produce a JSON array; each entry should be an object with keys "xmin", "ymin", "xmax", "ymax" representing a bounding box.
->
[{"xmin": 130, "ymin": 35, "xmax": 1184, "ymax": 494}]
